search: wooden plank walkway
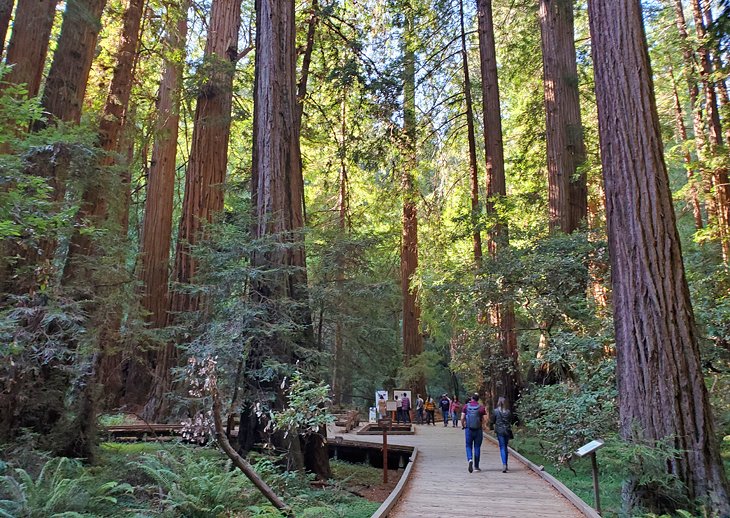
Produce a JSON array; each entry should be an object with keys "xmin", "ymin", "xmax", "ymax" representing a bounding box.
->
[{"xmin": 331, "ymin": 423, "xmax": 585, "ymax": 518}]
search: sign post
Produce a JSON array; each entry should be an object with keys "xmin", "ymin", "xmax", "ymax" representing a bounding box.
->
[
  {"xmin": 576, "ymin": 439, "xmax": 605, "ymax": 515},
  {"xmin": 381, "ymin": 418, "xmax": 392, "ymax": 483}
]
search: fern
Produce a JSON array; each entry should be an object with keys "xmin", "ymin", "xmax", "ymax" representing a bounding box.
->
[
  {"xmin": 133, "ymin": 449, "xmax": 253, "ymax": 517},
  {"xmin": 0, "ymin": 457, "xmax": 132, "ymax": 517}
]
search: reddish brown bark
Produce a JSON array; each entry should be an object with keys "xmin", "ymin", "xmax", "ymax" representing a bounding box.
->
[
  {"xmin": 669, "ymin": 64, "xmax": 704, "ymax": 230},
  {"xmin": 244, "ymin": 0, "xmax": 329, "ymax": 479},
  {"xmin": 460, "ymin": 0, "xmax": 482, "ymax": 263},
  {"xmin": 538, "ymin": 0, "xmax": 587, "ymax": 233},
  {"xmin": 123, "ymin": 3, "xmax": 189, "ymax": 407},
  {"xmin": 3, "ymin": 0, "xmax": 56, "ymax": 98},
  {"xmin": 332, "ymin": 95, "xmax": 350, "ymax": 406},
  {"xmin": 401, "ymin": 1, "xmax": 425, "ymax": 398},
  {"xmin": 144, "ymin": 0, "xmax": 241, "ymax": 420},
  {"xmin": 296, "ymin": 0, "xmax": 318, "ymax": 124},
  {"xmin": 38, "ymin": 0, "xmax": 107, "ymax": 126},
  {"xmin": 63, "ymin": 0, "xmax": 145, "ymax": 282},
  {"xmin": 689, "ymin": 0, "xmax": 730, "ymax": 262},
  {"xmin": 0, "ymin": 0, "xmax": 12, "ymax": 55},
  {"xmin": 477, "ymin": 0, "xmax": 519, "ymax": 409},
  {"xmin": 668, "ymin": 0, "xmax": 713, "ymax": 223},
  {"xmin": 700, "ymin": 2, "xmax": 730, "ymax": 148},
  {"xmin": 588, "ymin": 0, "xmax": 730, "ymax": 513}
]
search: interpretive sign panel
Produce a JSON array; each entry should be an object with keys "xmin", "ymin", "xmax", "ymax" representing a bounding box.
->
[{"xmin": 576, "ymin": 439, "xmax": 605, "ymax": 458}]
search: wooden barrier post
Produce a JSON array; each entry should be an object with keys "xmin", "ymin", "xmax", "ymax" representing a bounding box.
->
[
  {"xmin": 590, "ymin": 452, "xmax": 601, "ymax": 515},
  {"xmin": 382, "ymin": 418, "xmax": 391, "ymax": 483},
  {"xmin": 576, "ymin": 439, "xmax": 604, "ymax": 515}
]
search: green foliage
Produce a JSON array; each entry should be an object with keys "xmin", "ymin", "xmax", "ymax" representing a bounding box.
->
[
  {"xmin": 132, "ymin": 449, "xmax": 252, "ymax": 517},
  {"xmin": 518, "ymin": 352, "xmax": 617, "ymax": 463},
  {"xmin": 272, "ymin": 372, "xmax": 335, "ymax": 437},
  {"xmin": 0, "ymin": 457, "xmax": 133, "ymax": 517}
]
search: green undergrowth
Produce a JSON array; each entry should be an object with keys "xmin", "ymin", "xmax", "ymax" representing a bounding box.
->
[
  {"xmin": 0, "ymin": 441, "xmax": 382, "ymax": 517},
  {"xmin": 509, "ymin": 434, "xmax": 623, "ymax": 517},
  {"xmin": 511, "ymin": 433, "xmax": 730, "ymax": 518}
]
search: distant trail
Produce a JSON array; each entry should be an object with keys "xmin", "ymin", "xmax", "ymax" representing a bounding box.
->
[{"xmin": 332, "ymin": 423, "xmax": 586, "ymax": 518}]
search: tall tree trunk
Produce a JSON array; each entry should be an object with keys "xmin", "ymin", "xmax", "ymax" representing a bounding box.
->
[
  {"xmin": 245, "ymin": 0, "xmax": 329, "ymax": 480},
  {"xmin": 587, "ymin": 1, "xmax": 730, "ymax": 514},
  {"xmin": 59, "ymin": 0, "xmax": 144, "ymax": 433},
  {"xmin": 3, "ymin": 0, "xmax": 56, "ymax": 98},
  {"xmin": 689, "ymin": 0, "xmax": 730, "ymax": 262},
  {"xmin": 477, "ymin": 0, "xmax": 519, "ymax": 409},
  {"xmin": 127, "ymin": 0, "xmax": 189, "ymax": 407},
  {"xmin": 296, "ymin": 0, "xmax": 318, "ymax": 125},
  {"xmin": 38, "ymin": 0, "xmax": 108, "ymax": 126},
  {"xmin": 701, "ymin": 3, "xmax": 730, "ymax": 147},
  {"xmin": 538, "ymin": 0, "xmax": 587, "ymax": 233},
  {"xmin": 63, "ymin": 0, "xmax": 145, "ymax": 282},
  {"xmin": 460, "ymin": 0, "xmax": 482, "ymax": 263},
  {"xmin": 144, "ymin": 0, "xmax": 241, "ymax": 421},
  {"xmin": 332, "ymin": 93, "xmax": 350, "ymax": 406},
  {"xmin": 669, "ymin": 63, "xmax": 704, "ymax": 230},
  {"xmin": 0, "ymin": 0, "xmax": 13, "ymax": 56},
  {"xmin": 401, "ymin": 0, "xmax": 425, "ymax": 398},
  {"xmin": 668, "ymin": 0, "xmax": 713, "ymax": 225}
]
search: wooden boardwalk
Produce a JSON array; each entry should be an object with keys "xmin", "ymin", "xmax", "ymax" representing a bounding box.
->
[{"xmin": 331, "ymin": 423, "xmax": 586, "ymax": 518}]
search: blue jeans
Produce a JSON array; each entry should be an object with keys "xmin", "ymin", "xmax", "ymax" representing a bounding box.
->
[
  {"xmin": 497, "ymin": 433, "xmax": 510, "ymax": 465},
  {"xmin": 442, "ymin": 410, "xmax": 449, "ymax": 425},
  {"xmin": 452, "ymin": 413, "xmax": 458, "ymax": 426},
  {"xmin": 465, "ymin": 427, "xmax": 483, "ymax": 466}
]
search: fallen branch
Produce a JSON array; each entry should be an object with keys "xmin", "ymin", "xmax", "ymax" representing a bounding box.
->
[{"xmin": 211, "ymin": 383, "xmax": 292, "ymax": 516}]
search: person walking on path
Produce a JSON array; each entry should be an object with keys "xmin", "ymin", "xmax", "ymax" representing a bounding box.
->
[
  {"xmin": 439, "ymin": 394, "xmax": 451, "ymax": 427},
  {"xmin": 416, "ymin": 394, "xmax": 424, "ymax": 424},
  {"xmin": 491, "ymin": 396, "xmax": 514, "ymax": 473},
  {"xmin": 450, "ymin": 396, "xmax": 461, "ymax": 427},
  {"xmin": 401, "ymin": 392, "xmax": 411, "ymax": 423},
  {"xmin": 377, "ymin": 394, "xmax": 387, "ymax": 420},
  {"xmin": 424, "ymin": 396, "xmax": 436, "ymax": 425},
  {"xmin": 460, "ymin": 393, "xmax": 486, "ymax": 473}
]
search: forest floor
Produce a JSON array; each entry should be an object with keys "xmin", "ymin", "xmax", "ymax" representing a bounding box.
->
[
  {"xmin": 511, "ymin": 433, "xmax": 730, "ymax": 518},
  {"xmin": 0, "ymin": 439, "xmax": 397, "ymax": 517}
]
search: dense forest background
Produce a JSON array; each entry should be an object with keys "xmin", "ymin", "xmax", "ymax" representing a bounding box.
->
[{"xmin": 1, "ymin": 0, "xmax": 729, "ymax": 515}]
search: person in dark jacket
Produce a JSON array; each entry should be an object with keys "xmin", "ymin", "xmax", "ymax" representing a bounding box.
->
[
  {"xmin": 490, "ymin": 396, "xmax": 513, "ymax": 472},
  {"xmin": 439, "ymin": 394, "xmax": 451, "ymax": 427}
]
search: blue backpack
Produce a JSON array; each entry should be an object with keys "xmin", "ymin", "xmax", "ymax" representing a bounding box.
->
[{"xmin": 465, "ymin": 403, "xmax": 482, "ymax": 430}]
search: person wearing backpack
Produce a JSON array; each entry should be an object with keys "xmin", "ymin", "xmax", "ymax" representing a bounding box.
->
[
  {"xmin": 490, "ymin": 396, "xmax": 514, "ymax": 473},
  {"xmin": 460, "ymin": 393, "xmax": 486, "ymax": 473}
]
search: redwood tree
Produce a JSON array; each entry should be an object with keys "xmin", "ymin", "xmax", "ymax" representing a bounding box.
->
[
  {"xmin": 63, "ymin": 0, "xmax": 145, "ymax": 281},
  {"xmin": 689, "ymin": 0, "xmax": 730, "ymax": 262},
  {"xmin": 0, "ymin": 0, "xmax": 12, "ymax": 54},
  {"xmin": 38, "ymin": 0, "xmax": 108, "ymax": 126},
  {"xmin": 460, "ymin": 0, "xmax": 482, "ymax": 263},
  {"xmin": 588, "ymin": 0, "xmax": 730, "ymax": 513},
  {"xmin": 3, "ymin": 0, "xmax": 57, "ymax": 98},
  {"xmin": 144, "ymin": 0, "xmax": 242, "ymax": 419},
  {"xmin": 245, "ymin": 0, "xmax": 330, "ymax": 479},
  {"xmin": 538, "ymin": 0, "xmax": 587, "ymax": 233},
  {"xmin": 128, "ymin": 2, "xmax": 189, "ymax": 406},
  {"xmin": 477, "ymin": 0, "xmax": 519, "ymax": 409},
  {"xmin": 401, "ymin": 0, "xmax": 425, "ymax": 398}
]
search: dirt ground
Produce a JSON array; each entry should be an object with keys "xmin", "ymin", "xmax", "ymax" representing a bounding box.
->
[{"xmin": 348, "ymin": 468, "xmax": 403, "ymax": 502}]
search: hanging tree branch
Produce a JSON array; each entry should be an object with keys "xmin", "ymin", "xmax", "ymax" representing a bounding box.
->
[{"xmin": 210, "ymin": 372, "xmax": 292, "ymax": 515}]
